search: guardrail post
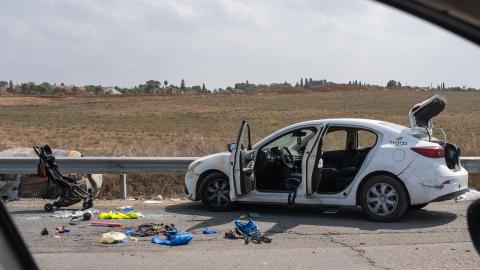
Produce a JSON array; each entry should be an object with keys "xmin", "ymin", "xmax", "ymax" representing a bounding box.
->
[{"xmin": 119, "ymin": 174, "xmax": 127, "ymax": 200}]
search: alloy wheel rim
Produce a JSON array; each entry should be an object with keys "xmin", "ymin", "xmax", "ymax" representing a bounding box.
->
[
  {"xmin": 366, "ymin": 183, "xmax": 398, "ymax": 216},
  {"xmin": 205, "ymin": 179, "xmax": 229, "ymax": 207}
]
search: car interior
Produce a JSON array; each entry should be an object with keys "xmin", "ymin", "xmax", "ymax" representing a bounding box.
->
[
  {"xmin": 254, "ymin": 127, "xmax": 317, "ymax": 192},
  {"xmin": 312, "ymin": 127, "xmax": 377, "ymax": 194}
]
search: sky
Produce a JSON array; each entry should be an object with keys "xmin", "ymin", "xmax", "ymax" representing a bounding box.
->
[{"xmin": 1, "ymin": 0, "xmax": 479, "ymax": 89}]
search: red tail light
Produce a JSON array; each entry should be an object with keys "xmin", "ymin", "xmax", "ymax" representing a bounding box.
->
[{"xmin": 411, "ymin": 146, "xmax": 445, "ymax": 158}]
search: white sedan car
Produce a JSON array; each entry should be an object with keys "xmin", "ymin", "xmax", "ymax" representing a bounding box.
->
[{"xmin": 185, "ymin": 95, "xmax": 468, "ymax": 221}]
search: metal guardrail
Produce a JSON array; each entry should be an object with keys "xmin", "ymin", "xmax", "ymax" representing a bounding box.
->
[
  {"xmin": 0, "ymin": 156, "xmax": 478, "ymax": 199},
  {"xmin": 0, "ymin": 157, "xmax": 198, "ymax": 174},
  {"xmin": 459, "ymin": 157, "xmax": 480, "ymax": 173}
]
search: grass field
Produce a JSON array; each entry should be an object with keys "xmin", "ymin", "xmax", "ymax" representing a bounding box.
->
[{"xmin": 1, "ymin": 89, "xmax": 479, "ymax": 197}]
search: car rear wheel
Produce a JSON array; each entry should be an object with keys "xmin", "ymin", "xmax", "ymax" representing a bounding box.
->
[
  {"xmin": 360, "ymin": 175, "xmax": 408, "ymax": 222},
  {"xmin": 200, "ymin": 172, "xmax": 233, "ymax": 211}
]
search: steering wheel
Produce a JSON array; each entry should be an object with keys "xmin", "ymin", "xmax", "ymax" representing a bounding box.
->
[{"xmin": 281, "ymin": 147, "xmax": 294, "ymax": 169}]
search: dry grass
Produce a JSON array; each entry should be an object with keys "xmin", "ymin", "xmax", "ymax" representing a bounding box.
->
[{"xmin": 1, "ymin": 89, "xmax": 479, "ymax": 197}]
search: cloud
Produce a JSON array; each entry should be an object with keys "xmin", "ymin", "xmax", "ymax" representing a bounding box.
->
[{"xmin": 0, "ymin": 0, "xmax": 478, "ymax": 88}]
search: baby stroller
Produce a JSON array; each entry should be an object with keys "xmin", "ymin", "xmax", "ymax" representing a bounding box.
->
[{"xmin": 34, "ymin": 145, "xmax": 94, "ymax": 212}]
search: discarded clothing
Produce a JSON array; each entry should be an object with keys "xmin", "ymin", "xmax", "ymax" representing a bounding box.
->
[
  {"xmin": 99, "ymin": 231, "xmax": 127, "ymax": 244},
  {"xmin": 202, "ymin": 229, "xmax": 217, "ymax": 234},
  {"xmin": 51, "ymin": 208, "xmax": 97, "ymax": 219},
  {"xmin": 224, "ymin": 227, "xmax": 244, "ymax": 240},
  {"xmin": 98, "ymin": 211, "xmax": 140, "ymax": 219},
  {"xmin": 127, "ymin": 223, "xmax": 172, "ymax": 237},
  {"xmin": 230, "ymin": 219, "xmax": 271, "ymax": 244},
  {"xmin": 151, "ymin": 231, "xmax": 192, "ymax": 246},
  {"xmin": 55, "ymin": 226, "xmax": 70, "ymax": 234}
]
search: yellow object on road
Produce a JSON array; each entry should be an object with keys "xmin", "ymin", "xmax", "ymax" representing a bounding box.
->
[{"xmin": 98, "ymin": 211, "xmax": 140, "ymax": 219}]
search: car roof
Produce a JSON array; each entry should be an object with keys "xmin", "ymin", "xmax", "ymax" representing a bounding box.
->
[{"xmin": 253, "ymin": 118, "xmax": 403, "ymax": 148}]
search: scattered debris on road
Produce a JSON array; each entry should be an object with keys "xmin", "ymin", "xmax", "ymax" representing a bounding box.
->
[
  {"xmin": 40, "ymin": 228, "xmax": 49, "ymax": 236},
  {"xmin": 456, "ymin": 188, "xmax": 480, "ymax": 201},
  {"xmin": 90, "ymin": 221, "xmax": 123, "ymax": 227},
  {"xmin": 151, "ymin": 229, "xmax": 192, "ymax": 246},
  {"xmin": 98, "ymin": 211, "xmax": 142, "ymax": 219},
  {"xmin": 126, "ymin": 223, "xmax": 166, "ymax": 237},
  {"xmin": 55, "ymin": 226, "xmax": 70, "ymax": 234},
  {"xmin": 99, "ymin": 232, "xmax": 127, "ymax": 244},
  {"xmin": 50, "ymin": 208, "xmax": 98, "ymax": 219},
  {"xmin": 117, "ymin": 206, "xmax": 134, "ymax": 211},
  {"xmin": 225, "ymin": 219, "xmax": 271, "ymax": 244},
  {"xmin": 202, "ymin": 228, "xmax": 217, "ymax": 234}
]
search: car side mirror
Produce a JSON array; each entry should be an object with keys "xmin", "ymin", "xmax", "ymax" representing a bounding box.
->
[
  {"xmin": 467, "ymin": 199, "xmax": 480, "ymax": 254},
  {"xmin": 227, "ymin": 143, "xmax": 237, "ymax": 152}
]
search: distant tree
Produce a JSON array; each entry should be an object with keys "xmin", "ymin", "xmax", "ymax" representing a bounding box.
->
[
  {"xmin": 300, "ymin": 78, "xmax": 304, "ymax": 86},
  {"xmin": 397, "ymin": 82, "xmax": 402, "ymax": 87},
  {"xmin": 348, "ymin": 81, "xmax": 351, "ymax": 85},
  {"xmin": 386, "ymin": 80, "xmax": 397, "ymax": 88},
  {"xmin": 145, "ymin": 80, "xmax": 160, "ymax": 93},
  {"xmin": 8, "ymin": 80, "xmax": 13, "ymax": 91},
  {"xmin": 180, "ymin": 79, "xmax": 185, "ymax": 90},
  {"xmin": 37, "ymin": 82, "xmax": 52, "ymax": 94},
  {"xmin": 202, "ymin": 83, "xmax": 206, "ymax": 92},
  {"xmin": 164, "ymin": 80, "xmax": 168, "ymax": 87}
]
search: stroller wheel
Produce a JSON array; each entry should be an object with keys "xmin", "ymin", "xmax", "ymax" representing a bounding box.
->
[
  {"xmin": 44, "ymin": 203, "xmax": 54, "ymax": 212},
  {"xmin": 82, "ymin": 200, "xmax": 93, "ymax": 210}
]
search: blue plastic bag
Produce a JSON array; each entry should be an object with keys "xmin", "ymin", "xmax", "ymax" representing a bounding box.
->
[
  {"xmin": 234, "ymin": 219, "xmax": 258, "ymax": 236},
  {"xmin": 151, "ymin": 231, "xmax": 192, "ymax": 246},
  {"xmin": 202, "ymin": 229, "xmax": 217, "ymax": 234}
]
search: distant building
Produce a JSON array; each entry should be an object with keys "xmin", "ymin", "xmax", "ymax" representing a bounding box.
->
[
  {"xmin": 103, "ymin": 86, "xmax": 122, "ymax": 95},
  {"xmin": 0, "ymin": 81, "xmax": 8, "ymax": 92}
]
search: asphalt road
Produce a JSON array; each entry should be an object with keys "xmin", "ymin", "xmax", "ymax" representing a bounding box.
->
[{"xmin": 6, "ymin": 199, "xmax": 480, "ymax": 270}]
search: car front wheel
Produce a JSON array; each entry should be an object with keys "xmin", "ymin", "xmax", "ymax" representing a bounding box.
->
[
  {"xmin": 360, "ymin": 175, "xmax": 408, "ymax": 222},
  {"xmin": 200, "ymin": 172, "xmax": 233, "ymax": 211}
]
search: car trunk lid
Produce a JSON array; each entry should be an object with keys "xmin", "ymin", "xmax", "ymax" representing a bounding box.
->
[{"xmin": 409, "ymin": 95, "xmax": 446, "ymax": 134}]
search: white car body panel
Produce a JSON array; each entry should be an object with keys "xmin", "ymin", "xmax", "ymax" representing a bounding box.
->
[{"xmin": 185, "ymin": 116, "xmax": 468, "ymax": 208}]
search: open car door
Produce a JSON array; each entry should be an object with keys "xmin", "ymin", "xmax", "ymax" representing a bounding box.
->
[
  {"xmin": 230, "ymin": 120, "xmax": 255, "ymax": 198},
  {"xmin": 305, "ymin": 125, "xmax": 328, "ymax": 196},
  {"xmin": 409, "ymin": 95, "xmax": 446, "ymax": 134}
]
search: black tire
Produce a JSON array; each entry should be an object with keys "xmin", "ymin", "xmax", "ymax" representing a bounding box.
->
[
  {"xmin": 199, "ymin": 172, "xmax": 233, "ymax": 211},
  {"xmin": 409, "ymin": 203, "xmax": 428, "ymax": 210},
  {"xmin": 44, "ymin": 203, "xmax": 54, "ymax": 212},
  {"xmin": 360, "ymin": 175, "xmax": 408, "ymax": 222}
]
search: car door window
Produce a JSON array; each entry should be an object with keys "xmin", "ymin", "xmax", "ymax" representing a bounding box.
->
[
  {"xmin": 357, "ymin": 130, "xmax": 377, "ymax": 149},
  {"xmin": 323, "ymin": 129, "xmax": 347, "ymax": 152},
  {"xmin": 262, "ymin": 128, "xmax": 317, "ymax": 155}
]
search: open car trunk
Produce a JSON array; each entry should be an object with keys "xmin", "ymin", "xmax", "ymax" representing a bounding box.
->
[
  {"xmin": 409, "ymin": 95, "xmax": 446, "ymax": 134},
  {"xmin": 408, "ymin": 95, "xmax": 460, "ymax": 171}
]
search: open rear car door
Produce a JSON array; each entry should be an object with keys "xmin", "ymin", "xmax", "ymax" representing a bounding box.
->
[
  {"xmin": 409, "ymin": 95, "xmax": 446, "ymax": 135},
  {"xmin": 230, "ymin": 120, "xmax": 255, "ymax": 198}
]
